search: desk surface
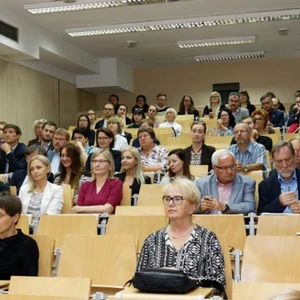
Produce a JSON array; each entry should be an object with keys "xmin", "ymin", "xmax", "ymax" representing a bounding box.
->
[{"xmin": 116, "ymin": 286, "xmax": 213, "ymax": 299}]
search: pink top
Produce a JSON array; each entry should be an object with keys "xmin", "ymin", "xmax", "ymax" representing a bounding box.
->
[
  {"xmin": 77, "ymin": 179, "xmax": 123, "ymax": 209},
  {"xmin": 217, "ymin": 180, "xmax": 233, "ymax": 206}
]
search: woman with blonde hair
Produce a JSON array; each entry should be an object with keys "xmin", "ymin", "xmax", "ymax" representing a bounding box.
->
[
  {"xmin": 107, "ymin": 116, "xmax": 129, "ymax": 151},
  {"xmin": 72, "ymin": 149, "xmax": 122, "ymax": 214},
  {"xmin": 19, "ymin": 155, "xmax": 63, "ymax": 214},
  {"xmin": 202, "ymin": 91, "xmax": 225, "ymax": 118},
  {"xmin": 115, "ymin": 147, "xmax": 151, "ymax": 203}
]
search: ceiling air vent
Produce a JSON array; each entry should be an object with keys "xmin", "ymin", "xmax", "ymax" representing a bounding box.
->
[{"xmin": 0, "ymin": 21, "xmax": 18, "ymax": 42}]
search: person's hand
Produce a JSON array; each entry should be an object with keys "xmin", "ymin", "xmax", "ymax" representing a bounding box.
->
[
  {"xmin": 217, "ymin": 119, "xmax": 222, "ymax": 129},
  {"xmin": 0, "ymin": 142, "xmax": 11, "ymax": 154},
  {"xmin": 279, "ymin": 191, "xmax": 297, "ymax": 206},
  {"xmin": 251, "ymin": 129, "xmax": 258, "ymax": 140},
  {"xmin": 200, "ymin": 196, "xmax": 215, "ymax": 212},
  {"xmin": 209, "ymin": 112, "xmax": 215, "ymax": 119},
  {"xmin": 289, "ymin": 200, "xmax": 300, "ymax": 214},
  {"xmin": 236, "ymin": 161, "xmax": 243, "ymax": 173},
  {"xmin": 71, "ymin": 205, "xmax": 81, "ymax": 214},
  {"xmin": 74, "ymin": 141, "xmax": 85, "ymax": 152}
]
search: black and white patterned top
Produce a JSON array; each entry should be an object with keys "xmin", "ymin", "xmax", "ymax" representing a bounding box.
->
[{"xmin": 136, "ymin": 224, "xmax": 226, "ymax": 294}]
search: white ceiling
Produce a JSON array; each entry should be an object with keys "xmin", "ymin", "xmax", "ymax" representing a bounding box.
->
[{"xmin": 1, "ymin": 0, "xmax": 300, "ymax": 71}]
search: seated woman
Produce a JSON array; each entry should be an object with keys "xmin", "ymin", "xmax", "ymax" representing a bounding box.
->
[
  {"xmin": 73, "ymin": 114, "xmax": 95, "ymax": 146},
  {"xmin": 239, "ymin": 89, "xmax": 256, "ymax": 115},
  {"xmin": 287, "ymin": 95, "xmax": 300, "ymax": 133},
  {"xmin": 177, "ymin": 95, "xmax": 199, "ymax": 120},
  {"xmin": 202, "ymin": 91, "xmax": 225, "ymax": 118},
  {"xmin": 159, "ymin": 108, "xmax": 182, "ymax": 137},
  {"xmin": 19, "ymin": 155, "xmax": 63, "ymax": 214},
  {"xmin": 85, "ymin": 128, "xmax": 122, "ymax": 174},
  {"xmin": 147, "ymin": 105, "xmax": 161, "ymax": 128},
  {"xmin": 72, "ymin": 149, "xmax": 122, "ymax": 214},
  {"xmin": 182, "ymin": 121, "xmax": 215, "ymax": 170},
  {"xmin": 115, "ymin": 147, "xmax": 151, "ymax": 204},
  {"xmin": 117, "ymin": 104, "xmax": 132, "ymax": 126},
  {"xmin": 131, "ymin": 94, "xmax": 149, "ymax": 114},
  {"xmin": 217, "ymin": 108, "xmax": 236, "ymax": 136},
  {"xmin": 128, "ymin": 108, "xmax": 146, "ymax": 129},
  {"xmin": 161, "ymin": 148, "xmax": 195, "ymax": 184},
  {"xmin": 54, "ymin": 143, "xmax": 85, "ymax": 200},
  {"xmin": 137, "ymin": 178, "xmax": 226, "ymax": 295},
  {"xmin": 137, "ymin": 127, "xmax": 168, "ymax": 173},
  {"xmin": 107, "ymin": 116, "xmax": 129, "ymax": 151},
  {"xmin": 132, "ymin": 119, "xmax": 160, "ymax": 148},
  {"xmin": 252, "ymin": 108, "xmax": 275, "ymax": 134},
  {"xmin": 0, "ymin": 193, "xmax": 39, "ymax": 279}
]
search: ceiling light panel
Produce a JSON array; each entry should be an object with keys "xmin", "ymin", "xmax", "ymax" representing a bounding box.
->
[
  {"xmin": 65, "ymin": 9, "xmax": 300, "ymax": 37},
  {"xmin": 25, "ymin": 0, "xmax": 190, "ymax": 14},
  {"xmin": 194, "ymin": 51, "xmax": 265, "ymax": 62},
  {"xmin": 177, "ymin": 36, "xmax": 256, "ymax": 48}
]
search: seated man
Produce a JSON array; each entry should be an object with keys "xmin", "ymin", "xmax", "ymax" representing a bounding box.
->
[
  {"xmin": 258, "ymin": 141, "xmax": 300, "ymax": 214},
  {"xmin": 228, "ymin": 122, "xmax": 268, "ymax": 173},
  {"xmin": 0, "ymin": 193, "xmax": 39, "ymax": 279},
  {"xmin": 195, "ymin": 149, "xmax": 255, "ymax": 214},
  {"xmin": 0, "ymin": 124, "xmax": 26, "ymax": 175},
  {"xmin": 260, "ymin": 94, "xmax": 284, "ymax": 128}
]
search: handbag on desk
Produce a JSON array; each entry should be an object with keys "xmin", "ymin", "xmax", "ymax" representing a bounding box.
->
[{"xmin": 130, "ymin": 268, "xmax": 199, "ymax": 294}]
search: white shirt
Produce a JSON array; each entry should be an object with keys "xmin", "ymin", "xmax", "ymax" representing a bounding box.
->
[
  {"xmin": 113, "ymin": 134, "xmax": 128, "ymax": 151},
  {"xmin": 159, "ymin": 121, "xmax": 182, "ymax": 137}
]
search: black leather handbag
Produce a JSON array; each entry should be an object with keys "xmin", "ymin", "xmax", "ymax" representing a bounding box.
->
[{"xmin": 131, "ymin": 268, "xmax": 199, "ymax": 294}]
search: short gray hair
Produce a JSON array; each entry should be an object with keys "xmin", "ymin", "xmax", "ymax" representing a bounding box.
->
[
  {"xmin": 165, "ymin": 108, "xmax": 177, "ymax": 118},
  {"xmin": 211, "ymin": 149, "xmax": 235, "ymax": 166}
]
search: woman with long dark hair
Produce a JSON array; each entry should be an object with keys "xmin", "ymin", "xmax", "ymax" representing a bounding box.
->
[
  {"xmin": 177, "ymin": 95, "xmax": 199, "ymax": 119},
  {"xmin": 73, "ymin": 114, "xmax": 95, "ymax": 146},
  {"xmin": 217, "ymin": 108, "xmax": 236, "ymax": 136}
]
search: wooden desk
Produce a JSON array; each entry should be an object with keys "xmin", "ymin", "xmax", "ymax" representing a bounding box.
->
[
  {"xmin": 233, "ymin": 282, "xmax": 300, "ymax": 300},
  {"xmin": 0, "ymin": 296, "xmax": 81, "ymax": 300},
  {"xmin": 0, "ymin": 280, "xmax": 9, "ymax": 290},
  {"xmin": 115, "ymin": 286, "xmax": 213, "ymax": 299}
]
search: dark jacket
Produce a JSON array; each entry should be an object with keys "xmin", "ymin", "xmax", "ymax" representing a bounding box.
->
[
  {"xmin": 178, "ymin": 109, "xmax": 200, "ymax": 120},
  {"xmin": 0, "ymin": 143, "xmax": 27, "ymax": 173},
  {"xmin": 269, "ymin": 109, "xmax": 284, "ymax": 127}
]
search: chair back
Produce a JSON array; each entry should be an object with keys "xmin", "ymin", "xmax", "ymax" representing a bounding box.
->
[
  {"xmin": 61, "ymin": 184, "xmax": 74, "ymax": 214},
  {"xmin": 16, "ymin": 214, "xmax": 30, "ymax": 235},
  {"xmin": 115, "ymin": 205, "xmax": 165, "ymax": 216},
  {"xmin": 138, "ymin": 184, "xmax": 164, "ymax": 206}
]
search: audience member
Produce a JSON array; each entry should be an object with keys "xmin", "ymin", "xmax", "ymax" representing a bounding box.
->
[
  {"xmin": 132, "ymin": 119, "xmax": 160, "ymax": 148},
  {"xmin": 115, "ymin": 147, "xmax": 151, "ymax": 203},
  {"xmin": 0, "ymin": 121, "xmax": 7, "ymax": 140},
  {"xmin": 85, "ymin": 128, "xmax": 121, "ymax": 174},
  {"xmin": 39, "ymin": 121, "xmax": 57, "ymax": 153},
  {"xmin": 137, "ymin": 178, "xmax": 226, "ymax": 295},
  {"xmin": 117, "ymin": 104, "xmax": 132, "ymax": 126},
  {"xmin": 48, "ymin": 128, "xmax": 70, "ymax": 175},
  {"xmin": 158, "ymin": 108, "xmax": 182, "ymax": 137},
  {"xmin": 73, "ymin": 127, "xmax": 96, "ymax": 165},
  {"xmin": 272, "ymin": 97, "xmax": 286, "ymax": 112},
  {"xmin": 260, "ymin": 94, "xmax": 284, "ymax": 127},
  {"xmin": 195, "ymin": 149, "xmax": 255, "ymax": 214},
  {"xmin": 161, "ymin": 148, "xmax": 195, "ymax": 184},
  {"xmin": 147, "ymin": 105, "xmax": 161, "ymax": 127},
  {"xmin": 0, "ymin": 124, "xmax": 26, "ymax": 174},
  {"xmin": 27, "ymin": 119, "xmax": 46, "ymax": 146},
  {"xmin": 252, "ymin": 108, "xmax": 274, "ymax": 134},
  {"xmin": 228, "ymin": 92, "xmax": 249, "ymax": 123},
  {"xmin": 87, "ymin": 109, "xmax": 97, "ymax": 129},
  {"xmin": 177, "ymin": 95, "xmax": 199, "ymax": 119},
  {"xmin": 19, "ymin": 155, "xmax": 63, "ymax": 214},
  {"xmin": 0, "ymin": 193, "xmax": 39, "ymax": 279},
  {"xmin": 156, "ymin": 93, "xmax": 169, "ymax": 115},
  {"xmin": 108, "ymin": 94, "xmax": 120, "ymax": 114},
  {"xmin": 217, "ymin": 108, "xmax": 236, "ymax": 136},
  {"xmin": 107, "ymin": 116, "xmax": 129, "ymax": 151},
  {"xmin": 72, "ymin": 149, "xmax": 122, "ymax": 214},
  {"xmin": 128, "ymin": 108, "xmax": 145, "ymax": 128},
  {"xmin": 95, "ymin": 103, "xmax": 115, "ymax": 129},
  {"xmin": 287, "ymin": 95, "xmax": 300, "ymax": 133},
  {"xmin": 290, "ymin": 138, "xmax": 300, "ymax": 168},
  {"xmin": 202, "ymin": 91, "xmax": 225, "ymax": 118},
  {"xmin": 131, "ymin": 94, "xmax": 149, "ymax": 114},
  {"xmin": 182, "ymin": 121, "xmax": 215, "ymax": 170},
  {"xmin": 137, "ymin": 127, "xmax": 168, "ymax": 172},
  {"xmin": 258, "ymin": 141, "xmax": 300, "ymax": 214},
  {"xmin": 74, "ymin": 114, "xmax": 95, "ymax": 146},
  {"xmin": 239, "ymin": 89, "xmax": 256, "ymax": 115},
  {"xmin": 229, "ymin": 123, "xmax": 268, "ymax": 172}
]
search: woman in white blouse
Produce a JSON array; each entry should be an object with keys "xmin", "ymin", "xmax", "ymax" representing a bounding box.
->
[
  {"xmin": 159, "ymin": 108, "xmax": 182, "ymax": 137},
  {"xmin": 19, "ymin": 155, "xmax": 63, "ymax": 215},
  {"xmin": 107, "ymin": 116, "xmax": 129, "ymax": 151}
]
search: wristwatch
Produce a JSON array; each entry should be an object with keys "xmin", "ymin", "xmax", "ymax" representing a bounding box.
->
[
  {"xmin": 243, "ymin": 165, "xmax": 248, "ymax": 173},
  {"xmin": 223, "ymin": 204, "xmax": 230, "ymax": 213}
]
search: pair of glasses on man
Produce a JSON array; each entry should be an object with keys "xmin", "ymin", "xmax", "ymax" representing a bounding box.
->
[{"xmin": 162, "ymin": 196, "xmax": 184, "ymax": 205}]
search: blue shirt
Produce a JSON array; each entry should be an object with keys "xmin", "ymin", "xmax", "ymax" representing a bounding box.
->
[{"xmin": 278, "ymin": 171, "xmax": 298, "ymax": 213}]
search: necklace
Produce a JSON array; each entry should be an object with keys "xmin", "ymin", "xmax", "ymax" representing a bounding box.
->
[{"xmin": 168, "ymin": 224, "xmax": 194, "ymax": 239}]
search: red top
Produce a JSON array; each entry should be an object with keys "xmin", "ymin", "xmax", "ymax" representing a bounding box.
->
[{"xmin": 77, "ymin": 178, "xmax": 123, "ymax": 208}]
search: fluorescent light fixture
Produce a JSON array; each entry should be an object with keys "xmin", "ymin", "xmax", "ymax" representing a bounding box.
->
[
  {"xmin": 65, "ymin": 9, "xmax": 300, "ymax": 37},
  {"xmin": 194, "ymin": 51, "xmax": 265, "ymax": 62},
  {"xmin": 24, "ymin": 0, "xmax": 189, "ymax": 14},
  {"xmin": 177, "ymin": 35, "xmax": 256, "ymax": 48}
]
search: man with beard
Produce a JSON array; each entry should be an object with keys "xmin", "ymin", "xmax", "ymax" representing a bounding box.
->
[
  {"xmin": 258, "ymin": 141, "xmax": 300, "ymax": 214},
  {"xmin": 228, "ymin": 123, "xmax": 268, "ymax": 173}
]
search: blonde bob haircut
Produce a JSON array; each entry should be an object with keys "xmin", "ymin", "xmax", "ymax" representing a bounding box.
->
[
  {"xmin": 163, "ymin": 177, "xmax": 200, "ymax": 206},
  {"xmin": 27, "ymin": 155, "xmax": 51, "ymax": 192},
  {"xmin": 107, "ymin": 116, "xmax": 123, "ymax": 134},
  {"xmin": 120, "ymin": 147, "xmax": 145, "ymax": 184},
  {"xmin": 90, "ymin": 149, "xmax": 115, "ymax": 180},
  {"xmin": 209, "ymin": 91, "xmax": 221, "ymax": 105}
]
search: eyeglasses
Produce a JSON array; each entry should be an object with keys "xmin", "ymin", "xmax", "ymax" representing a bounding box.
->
[
  {"xmin": 214, "ymin": 164, "xmax": 237, "ymax": 171},
  {"xmin": 254, "ymin": 118, "xmax": 263, "ymax": 121},
  {"xmin": 79, "ymin": 119, "xmax": 88, "ymax": 122},
  {"xmin": 233, "ymin": 130, "xmax": 249, "ymax": 135},
  {"xmin": 104, "ymin": 108, "xmax": 113, "ymax": 111},
  {"xmin": 162, "ymin": 196, "xmax": 184, "ymax": 205},
  {"xmin": 91, "ymin": 159, "xmax": 109, "ymax": 164},
  {"xmin": 98, "ymin": 137, "xmax": 110, "ymax": 140},
  {"xmin": 53, "ymin": 137, "xmax": 67, "ymax": 141}
]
